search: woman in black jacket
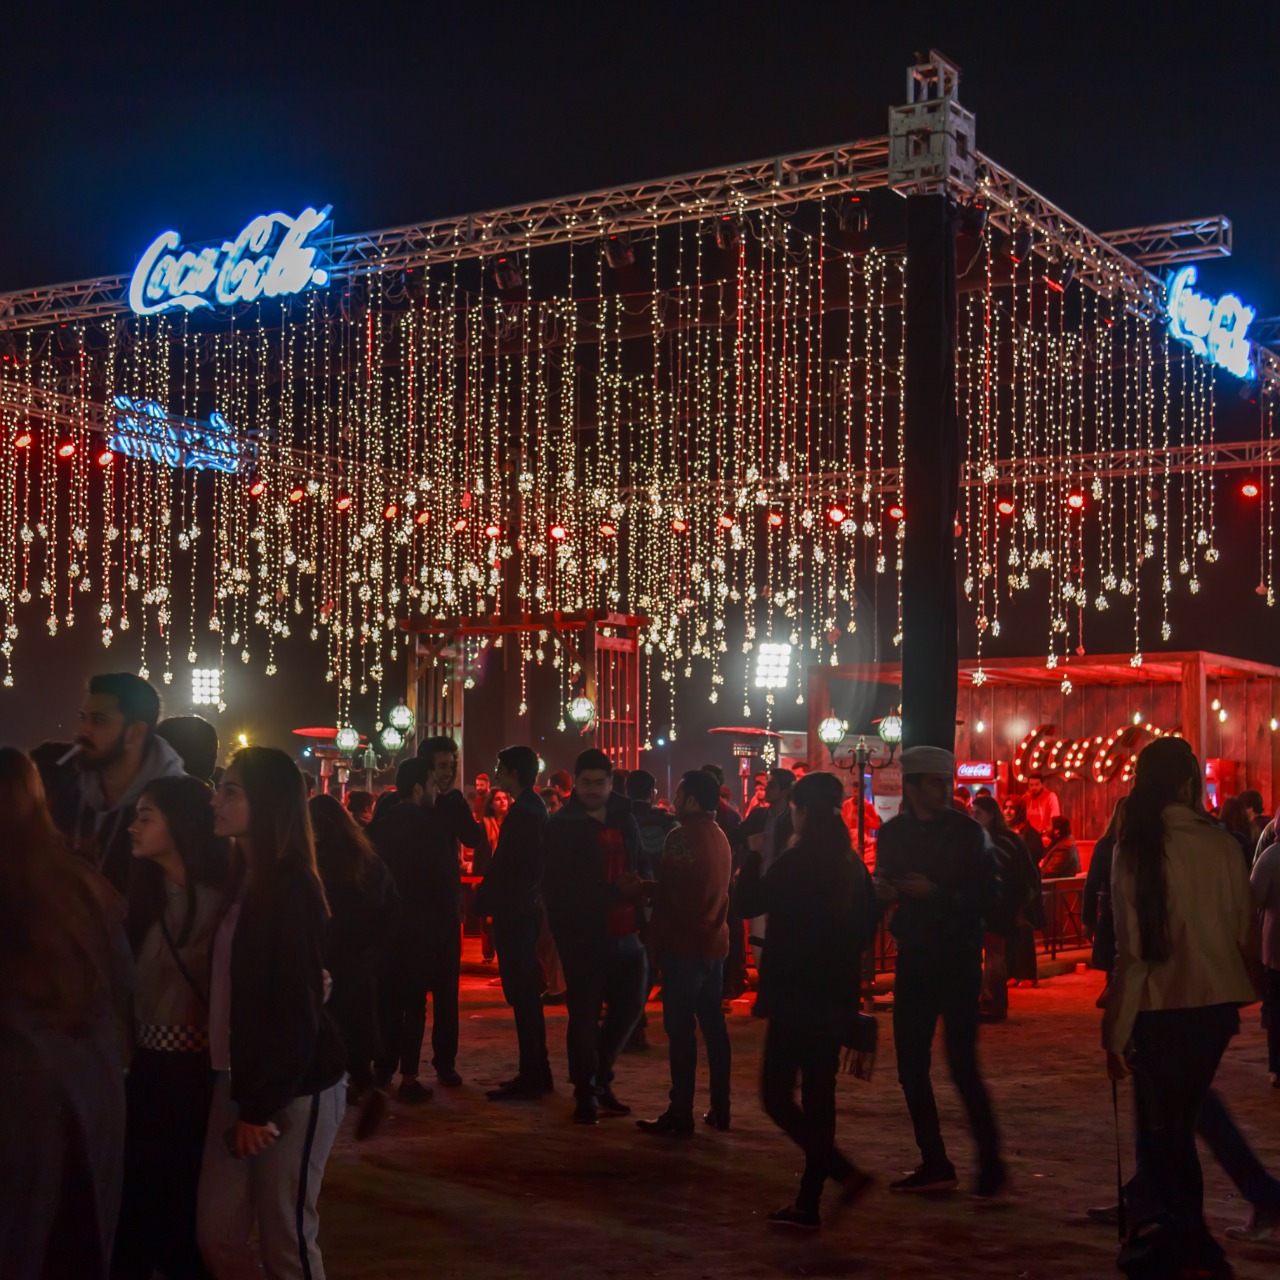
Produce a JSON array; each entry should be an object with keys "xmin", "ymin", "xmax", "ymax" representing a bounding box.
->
[
  {"xmin": 733, "ymin": 771, "xmax": 872, "ymax": 1231},
  {"xmin": 198, "ymin": 747, "xmax": 346, "ymax": 1280}
]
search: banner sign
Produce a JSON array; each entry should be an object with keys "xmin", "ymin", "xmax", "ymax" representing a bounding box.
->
[
  {"xmin": 110, "ymin": 395, "xmax": 255, "ymax": 473},
  {"xmin": 128, "ymin": 205, "xmax": 332, "ymax": 316},
  {"xmin": 1166, "ymin": 265, "xmax": 1255, "ymax": 379}
]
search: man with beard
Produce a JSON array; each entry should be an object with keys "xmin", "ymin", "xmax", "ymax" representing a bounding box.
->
[{"xmin": 51, "ymin": 672, "xmax": 186, "ymax": 892}]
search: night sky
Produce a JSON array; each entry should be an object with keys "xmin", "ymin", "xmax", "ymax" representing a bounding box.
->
[{"xmin": 2, "ymin": 3, "xmax": 1279, "ymax": 768}]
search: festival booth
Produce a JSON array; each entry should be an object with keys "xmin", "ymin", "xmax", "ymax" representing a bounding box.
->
[{"xmin": 809, "ymin": 651, "xmax": 1280, "ymax": 970}]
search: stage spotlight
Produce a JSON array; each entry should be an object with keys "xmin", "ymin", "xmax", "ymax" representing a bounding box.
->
[
  {"xmin": 603, "ymin": 231, "xmax": 635, "ymax": 269},
  {"xmin": 415, "ymin": 510, "xmax": 431, "ymax": 526},
  {"xmin": 670, "ymin": 517, "xmax": 689, "ymax": 533},
  {"xmin": 335, "ymin": 493, "xmax": 352, "ymax": 511},
  {"xmin": 382, "ymin": 502, "xmax": 398, "ymax": 520},
  {"xmin": 714, "ymin": 215, "xmax": 741, "ymax": 251},
  {"xmin": 492, "ymin": 254, "xmax": 524, "ymax": 292},
  {"xmin": 956, "ymin": 198, "xmax": 988, "ymax": 237},
  {"xmin": 549, "ymin": 524, "xmax": 569, "ymax": 541},
  {"xmin": 14, "ymin": 431, "xmax": 32, "ymax": 449},
  {"xmin": 1241, "ymin": 480, "xmax": 1260, "ymax": 498},
  {"xmin": 1045, "ymin": 256, "xmax": 1076, "ymax": 294},
  {"xmin": 96, "ymin": 448, "xmax": 114, "ymax": 467},
  {"xmin": 1006, "ymin": 227, "xmax": 1034, "ymax": 265},
  {"xmin": 826, "ymin": 504, "xmax": 847, "ymax": 525},
  {"xmin": 888, "ymin": 503, "xmax": 905, "ymax": 521},
  {"xmin": 767, "ymin": 511, "xmax": 784, "ymax": 528},
  {"xmin": 249, "ymin": 479, "xmax": 266, "ymax": 497},
  {"xmin": 1067, "ymin": 492, "xmax": 1085, "ymax": 510},
  {"xmin": 288, "ymin": 486, "xmax": 305, "ymax": 504},
  {"xmin": 484, "ymin": 521, "xmax": 501, "ymax": 539},
  {"xmin": 599, "ymin": 522, "xmax": 618, "ymax": 538},
  {"xmin": 837, "ymin": 195, "xmax": 868, "ymax": 235},
  {"xmin": 452, "ymin": 516, "xmax": 468, "ymax": 532},
  {"xmin": 57, "ymin": 440, "xmax": 75, "ymax": 458},
  {"xmin": 996, "ymin": 498, "xmax": 1016, "ymax": 516}
]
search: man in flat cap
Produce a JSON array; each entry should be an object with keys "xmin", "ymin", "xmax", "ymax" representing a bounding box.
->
[{"xmin": 874, "ymin": 745, "xmax": 1004, "ymax": 1200}]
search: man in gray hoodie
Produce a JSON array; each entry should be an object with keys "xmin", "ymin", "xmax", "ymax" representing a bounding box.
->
[{"xmin": 52, "ymin": 672, "xmax": 187, "ymax": 893}]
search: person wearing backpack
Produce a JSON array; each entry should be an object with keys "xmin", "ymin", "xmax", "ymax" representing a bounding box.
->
[{"xmin": 972, "ymin": 795, "xmax": 1041, "ymax": 1021}]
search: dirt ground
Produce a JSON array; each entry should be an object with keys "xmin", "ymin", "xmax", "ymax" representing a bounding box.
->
[{"xmin": 317, "ymin": 943, "xmax": 1280, "ymax": 1279}]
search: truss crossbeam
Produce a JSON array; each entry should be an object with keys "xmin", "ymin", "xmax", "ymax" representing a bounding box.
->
[{"xmin": 1099, "ymin": 217, "xmax": 1233, "ymax": 267}]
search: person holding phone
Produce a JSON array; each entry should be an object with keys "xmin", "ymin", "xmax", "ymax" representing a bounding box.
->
[{"xmin": 198, "ymin": 748, "xmax": 346, "ymax": 1280}]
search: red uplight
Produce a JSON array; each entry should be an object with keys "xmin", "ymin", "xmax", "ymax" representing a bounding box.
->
[
  {"xmin": 57, "ymin": 441, "xmax": 76, "ymax": 458},
  {"xmin": 335, "ymin": 494, "xmax": 352, "ymax": 511},
  {"xmin": 718, "ymin": 514, "xmax": 735, "ymax": 530},
  {"xmin": 997, "ymin": 498, "xmax": 1016, "ymax": 516},
  {"xmin": 600, "ymin": 522, "xmax": 617, "ymax": 538},
  {"xmin": 767, "ymin": 511, "xmax": 784, "ymax": 528},
  {"xmin": 96, "ymin": 449, "xmax": 114, "ymax": 467},
  {"xmin": 452, "ymin": 516, "xmax": 468, "ymax": 532},
  {"xmin": 383, "ymin": 502, "xmax": 398, "ymax": 520},
  {"xmin": 15, "ymin": 431, "xmax": 32, "ymax": 449},
  {"xmin": 249, "ymin": 479, "xmax": 266, "ymax": 497},
  {"xmin": 1241, "ymin": 481, "xmax": 1260, "ymax": 499},
  {"xmin": 671, "ymin": 518, "xmax": 689, "ymax": 533},
  {"xmin": 289, "ymin": 486, "xmax": 305, "ymax": 504},
  {"xmin": 827, "ymin": 505, "xmax": 847, "ymax": 525},
  {"xmin": 484, "ymin": 522, "xmax": 501, "ymax": 539},
  {"xmin": 416, "ymin": 510, "xmax": 431, "ymax": 526},
  {"xmin": 550, "ymin": 524, "xmax": 569, "ymax": 541},
  {"xmin": 1067, "ymin": 492, "xmax": 1085, "ymax": 510},
  {"xmin": 888, "ymin": 503, "xmax": 905, "ymax": 521}
]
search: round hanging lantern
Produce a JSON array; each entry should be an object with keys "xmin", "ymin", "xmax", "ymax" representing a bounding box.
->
[
  {"xmin": 387, "ymin": 701, "xmax": 415, "ymax": 733},
  {"xmin": 878, "ymin": 713, "xmax": 903, "ymax": 745},
  {"xmin": 335, "ymin": 726, "xmax": 360, "ymax": 753},
  {"xmin": 569, "ymin": 695, "xmax": 596, "ymax": 725},
  {"xmin": 817, "ymin": 716, "xmax": 846, "ymax": 747},
  {"xmin": 380, "ymin": 725, "xmax": 405, "ymax": 752}
]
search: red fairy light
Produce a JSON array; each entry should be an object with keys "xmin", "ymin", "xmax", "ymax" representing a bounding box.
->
[
  {"xmin": 15, "ymin": 431, "xmax": 32, "ymax": 449},
  {"xmin": 383, "ymin": 502, "xmax": 398, "ymax": 520},
  {"xmin": 996, "ymin": 498, "xmax": 1015, "ymax": 516},
  {"xmin": 335, "ymin": 494, "xmax": 352, "ymax": 511},
  {"xmin": 416, "ymin": 510, "xmax": 431, "ymax": 526},
  {"xmin": 249, "ymin": 479, "xmax": 266, "ymax": 497},
  {"xmin": 289, "ymin": 487, "xmax": 305, "ymax": 504},
  {"xmin": 96, "ymin": 449, "xmax": 114, "ymax": 467},
  {"xmin": 57, "ymin": 441, "xmax": 76, "ymax": 458}
]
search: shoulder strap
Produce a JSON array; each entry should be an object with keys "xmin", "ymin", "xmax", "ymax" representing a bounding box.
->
[{"xmin": 158, "ymin": 910, "xmax": 209, "ymax": 1008}]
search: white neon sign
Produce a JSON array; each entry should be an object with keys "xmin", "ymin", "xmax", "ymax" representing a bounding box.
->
[
  {"xmin": 128, "ymin": 205, "xmax": 332, "ymax": 316},
  {"xmin": 1166, "ymin": 266, "xmax": 1255, "ymax": 379},
  {"xmin": 111, "ymin": 395, "xmax": 255, "ymax": 473}
]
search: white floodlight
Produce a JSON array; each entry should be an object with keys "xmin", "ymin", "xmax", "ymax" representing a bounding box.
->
[
  {"xmin": 191, "ymin": 668, "xmax": 222, "ymax": 707},
  {"xmin": 754, "ymin": 641, "xmax": 793, "ymax": 690}
]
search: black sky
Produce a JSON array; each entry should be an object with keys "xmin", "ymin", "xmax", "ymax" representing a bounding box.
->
[{"xmin": 2, "ymin": 1, "xmax": 1278, "ymax": 763}]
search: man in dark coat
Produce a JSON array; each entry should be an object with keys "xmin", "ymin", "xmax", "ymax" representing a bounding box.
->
[
  {"xmin": 542, "ymin": 748, "xmax": 646, "ymax": 1125},
  {"xmin": 369, "ymin": 756, "xmax": 460, "ymax": 1101},
  {"xmin": 477, "ymin": 744, "xmax": 552, "ymax": 1100}
]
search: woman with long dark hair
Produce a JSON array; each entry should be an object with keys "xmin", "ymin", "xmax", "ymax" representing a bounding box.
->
[
  {"xmin": 733, "ymin": 770, "xmax": 872, "ymax": 1230},
  {"xmin": 972, "ymin": 795, "xmax": 1041, "ymax": 1020},
  {"xmin": 0, "ymin": 746, "xmax": 130, "ymax": 1280},
  {"xmin": 308, "ymin": 793, "xmax": 398, "ymax": 1113},
  {"xmin": 1083, "ymin": 796, "xmax": 1125, "ymax": 978},
  {"xmin": 113, "ymin": 776, "xmax": 227, "ymax": 1279},
  {"xmin": 1103, "ymin": 736, "xmax": 1257, "ymax": 1277},
  {"xmin": 197, "ymin": 748, "xmax": 346, "ymax": 1280}
]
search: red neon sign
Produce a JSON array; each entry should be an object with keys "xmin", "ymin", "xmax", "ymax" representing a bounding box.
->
[{"xmin": 1014, "ymin": 722, "xmax": 1180, "ymax": 785}]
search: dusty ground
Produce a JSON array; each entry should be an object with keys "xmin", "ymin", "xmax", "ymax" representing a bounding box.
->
[{"xmin": 317, "ymin": 944, "xmax": 1280, "ymax": 1278}]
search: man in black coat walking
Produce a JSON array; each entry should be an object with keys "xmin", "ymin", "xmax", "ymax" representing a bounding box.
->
[
  {"xmin": 477, "ymin": 744, "xmax": 553, "ymax": 1100},
  {"xmin": 369, "ymin": 756, "xmax": 460, "ymax": 1101},
  {"xmin": 542, "ymin": 748, "xmax": 647, "ymax": 1125}
]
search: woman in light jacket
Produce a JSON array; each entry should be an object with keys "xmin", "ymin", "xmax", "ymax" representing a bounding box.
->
[{"xmin": 1103, "ymin": 737, "xmax": 1256, "ymax": 1278}]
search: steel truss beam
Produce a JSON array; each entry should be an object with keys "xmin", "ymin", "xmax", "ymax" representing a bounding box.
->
[
  {"xmin": 1098, "ymin": 217, "xmax": 1232, "ymax": 268},
  {"xmin": 4, "ymin": 382, "xmax": 1276, "ymax": 504}
]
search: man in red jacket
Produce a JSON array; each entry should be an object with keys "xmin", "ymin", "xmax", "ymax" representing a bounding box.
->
[{"xmin": 636, "ymin": 770, "xmax": 733, "ymax": 1137}]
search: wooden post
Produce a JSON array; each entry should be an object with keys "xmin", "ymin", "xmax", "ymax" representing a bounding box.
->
[{"xmin": 1181, "ymin": 652, "xmax": 1208, "ymax": 771}]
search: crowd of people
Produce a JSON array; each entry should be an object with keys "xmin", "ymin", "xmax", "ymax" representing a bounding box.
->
[{"xmin": 3, "ymin": 670, "xmax": 1280, "ymax": 1279}]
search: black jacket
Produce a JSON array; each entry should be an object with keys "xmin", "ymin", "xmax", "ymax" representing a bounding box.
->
[
  {"xmin": 875, "ymin": 806, "xmax": 990, "ymax": 958},
  {"xmin": 229, "ymin": 860, "xmax": 346, "ymax": 1125},
  {"xmin": 542, "ymin": 791, "xmax": 642, "ymax": 949},
  {"xmin": 436, "ymin": 789, "xmax": 491, "ymax": 872},
  {"xmin": 632, "ymin": 800, "xmax": 678, "ymax": 881},
  {"xmin": 368, "ymin": 798, "xmax": 460, "ymax": 946},
  {"xmin": 732, "ymin": 831, "xmax": 869, "ymax": 1020},
  {"xmin": 474, "ymin": 788, "xmax": 548, "ymax": 920}
]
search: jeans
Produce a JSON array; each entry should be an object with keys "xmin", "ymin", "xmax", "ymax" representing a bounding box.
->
[
  {"xmin": 893, "ymin": 948, "xmax": 1000, "ymax": 1172},
  {"xmin": 1130, "ymin": 1004, "xmax": 1238, "ymax": 1231},
  {"xmin": 197, "ymin": 1073, "xmax": 345, "ymax": 1280},
  {"xmin": 376, "ymin": 936, "xmax": 460, "ymax": 1077},
  {"xmin": 493, "ymin": 913, "xmax": 550, "ymax": 1082},
  {"xmin": 979, "ymin": 934, "xmax": 1008, "ymax": 1018},
  {"xmin": 559, "ymin": 934, "xmax": 648, "ymax": 1097},
  {"xmin": 659, "ymin": 953, "xmax": 730, "ymax": 1116},
  {"xmin": 760, "ymin": 1014, "xmax": 854, "ymax": 1211},
  {"xmin": 1268, "ymin": 970, "xmax": 1280, "ymax": 1075}
]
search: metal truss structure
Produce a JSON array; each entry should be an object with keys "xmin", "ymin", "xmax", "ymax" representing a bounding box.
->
[
  {"xmin": 4, "ymin": 380, "xmax": 1275, "ymax": 502},
  {"xmin": 1098, "ymin": 217, "xmax": 1232, "ymax": 268}
]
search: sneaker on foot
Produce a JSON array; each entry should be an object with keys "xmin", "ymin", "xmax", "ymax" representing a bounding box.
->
[
  {"xmin": 597, "ymin": 1087, "xmax": 631, "ymax": 1115},
  {"xmin": 768, "ymin": 1204, "xmax": 821, "ymax": 1231},
  {"xmin": 572, "ymin": 1096, "xmax": 599, "ymax": 1125},
  {"xmin": 486, "ymin": 1075, "xmax": 552, "ymax": 1101},
  {"xmin": 703, "ymin": 1108, "xmax": 731, "ymax": 1132},
  {"xmin": 396, "ymin": 1078, "xmax": 433, "ymax": 1105},
  {"xmin": 355, "ymin": 1088, "xmax": 388, "ymax": 1140},
  {"xmin": 1225, "ymin": 1200, "xmax": 1280, "ymax": 1243},
  {"xmin": 1086, "ymin": 1203, "xmax": 1121, "ymax": 1225},
  {"xmin": 889, "ymin": 1164, "xmax": 958, "ymax": 1193},
  {"xmin": 435, "ymin": 1067, "xmax": 463, "ymax": 1088},
  {"xmin": 636, "ymin": 1111, "xmax": 694, "ymax": 1138}
]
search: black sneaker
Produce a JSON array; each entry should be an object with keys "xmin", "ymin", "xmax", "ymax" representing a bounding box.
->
[
  {"xmin": 1086, "ymin": 1203, "xmax": 1121, "ymax": 1225},
  {"xmin": 396, "ymin": 1078, "xmax": 433, "ymax": 1105},
  {"xmin": 636, "ymin": 1111, "xmax": 694, "ymax": 1138},
  {"xmin": 768, "ymin": 1204, "xmax": 821, "ymax": 1230},
  {"xmin": 435, "ymin": 1067, "xmax": 463, "ymax": 1088},
  {"xmin": 972, "ymin": 1160, "xmax": 1008, "ymax": 1201},
  {"xmin": 486, "ymin": 1075, "xmax": 553, "ymax": 1102},
  {"xmin": 703, "ymin": 1108, "xmax": 731, "ymax": 1132},
  {"xmin": 597, "ymin": 1087, "xmax": 631, "ymax": 1115},
  {"xmin": 889, "ymin": 1164, "xmax": 958, "ymax": 1193},
  {"xmin": 572, "ymin": 1096, "xmax": 599, "ymax": 1125}
]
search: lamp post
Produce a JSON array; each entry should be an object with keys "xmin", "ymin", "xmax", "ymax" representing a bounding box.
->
[{"xmin": 817, "ymin": 711, "xmax": 901, "ymax": 860}]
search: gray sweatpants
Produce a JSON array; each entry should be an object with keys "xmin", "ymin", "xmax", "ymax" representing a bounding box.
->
[{"xmin": 197, "ymin": 1071, "xmax": 345, "ymax": 1280}]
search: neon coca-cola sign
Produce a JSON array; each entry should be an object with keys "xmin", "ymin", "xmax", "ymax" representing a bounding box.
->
[
  {"xmin": 1166, "ymin": 266, "xmax": 1255, "ymax": 380},
  {"xmin": 1015, "ymin": 722, "xmax": 1180, "ymax": 786},
  {"xmin": 110, "ymin": 395, "xmax": 255, "ymax": 473},
  {"xmin": 128, "ymin": 205, "xmax": 333, "ymax": 316}
]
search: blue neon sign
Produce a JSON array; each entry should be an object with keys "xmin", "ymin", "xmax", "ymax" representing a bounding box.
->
[
  {"xmin": 1166, "ymin": 266, "xmax": 1255, "ymax": 379},
  {"xmin": 110, "ymin": 396, "xmax": 255, "ymax": 473},
  {"xmin": 128, "ymin": 205, "xmax": 332, "ymax": 316}
]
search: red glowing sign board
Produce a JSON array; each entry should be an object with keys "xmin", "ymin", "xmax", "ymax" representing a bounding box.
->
[{"xmin": 956, "ymin": 760, "xmax": 997, "ymax": 783}]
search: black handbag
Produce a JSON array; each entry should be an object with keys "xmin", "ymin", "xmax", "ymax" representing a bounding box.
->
[{"xmin": 839, "ymin": 1010, "xmax": 878, "ymax": 1081}]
